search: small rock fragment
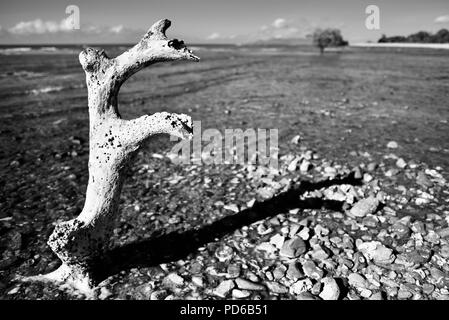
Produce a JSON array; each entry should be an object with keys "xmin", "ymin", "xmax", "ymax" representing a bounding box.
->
[
  {"xmin": 302, "ymin": 261, "xmax": 323, "ymax": 280},
  {"xmin": 387, "ymin": 141, "xmax": 398, "ymax": 149},
  {"xmin": 266, "ymin": 282, "xmax": 288, "ymax": 294},
  {"xmin": 280, "ymin": 237, "xmax": 307, "ymax": 258},
  {"xmin": 235, "ymin": 278, "xmax": 265, "ymax": 291},
  {"xmin": 350, "ymin": 196, "xmax": 379, "ymax": 217},
  {"xmin": 213, "ymin": 280, "xmax": 235, "ymax": 298},
  {"xmin": 319, "ymin": 277, "xmax": 340, "ymax": 300},
  {"xmin": 290, "ymin": 279, "xmax": 313, "ymax": 295},
  {"xmin": 232, "ymin": 289, "xmax": 251, "ymax": 299},
  {"xmin": 348, "ymin": 273, "xmax": 367, "ymax": 289}
]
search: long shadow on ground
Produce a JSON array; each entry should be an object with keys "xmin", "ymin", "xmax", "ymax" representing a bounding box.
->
[{"xmin": 91, "ymin": 174, "xmax": 362, "ymax": 282}]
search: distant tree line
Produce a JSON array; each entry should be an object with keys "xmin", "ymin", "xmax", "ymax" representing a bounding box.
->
[
  {"xmin": 312, "ymin": 28, "xmax": 348, "ymax": 54},
  {"xmin": 379, "ymin": 29, "xmax": 449, "ymax": 43}
]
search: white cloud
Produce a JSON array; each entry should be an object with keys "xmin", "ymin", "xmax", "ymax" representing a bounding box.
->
[
  {"xmin": 110, "ymin": 25, "xmax": 124, "ymax": 34},
  {"xmin": 272, "ymin": 18, "xmax": 288, "ymax": 29},
  {"xmin": 206, "ymin": 32, "xmax": 221, "ymax": 40},
  {"xmin": 435, "ymin": 15, "xmax": 449, "ymax": 23},
  {"xmin": 9, "ymin": 17, "xmax": 75, "ymax": 34}
]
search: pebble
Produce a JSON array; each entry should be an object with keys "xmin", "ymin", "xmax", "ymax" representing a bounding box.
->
[
  {"xmin": 290, "ymin": 279, "xmax": 313, "ymax": 295},
  {"xmin": 311, "ymin": 247, "xmax": 329, "ymax": 260},
  {"xmin": 290, "ymin": 135, "xmax": 301, "ymax": 144},
  {"xmin": 369, "ymin": 292, "xmax": 383, "ymax": 300},
  {"xmin": 319, "ymin": 277, "xmax": 340, "ymax": 300},
  {"xmin": 213, "ymin": 280, "xmax": 235, "ymax": 298},
  {"xmin": 286, "ymin": 262, "xmax": 304, "ymax": 280},
  {"xmin": 266, "ymin": 282, "xmax": 289, "ymax": 294},
  {"xmin": 297, "ymin": 227, "xmax": 310, "ymax": 241},
  {"xmin": 164, "ymin": 273, "xmax": 184, "ymax": 287},
  {"xmin": 357, "ymin": 241, "xmax": 395, "ymax": 264},
  {"xmin": 302, "ymin": 261, "xmax": 323, "ymax": 280},
  {"xmin": 191, "ymin": 276, "xmax": 204, "ymax": 287},
  {"xmin": 300, "ymin": 160, "xmax": 312, "ymax": 172},
  {"xmin": 98, "ymin": 287, "xmax": 113, "ymax": 300},
  {"xmin": 215, "ymin": 245, "xmax": 234, "ymax": 262},
  {"xmin": 235, "ymin": 278, "xmax": 265, "ymax": 291},
  {"xmin": 387, "ymin": 141, "xmax": 398, "ymax": 149},
  {"xmin": 270, "ymin": 234, "xmax": 285, "ymax": 250},
  {"xmin": 272, "ymin": 264, "xmax": 287, "ymax": 280},
  {"xmin": 350, "ymin": 196, "xmax": 379, "ymax": 217},
  {"xmin": 440, "ymin": 245, "xmax": 449, "ymax": 258},
  {"xmin": 280, "ymin": 237, "xmax": 307, "ymax": 258},
  {"xmin": 287, "ymin": 157, "xmax": 301, "ymax": 172},
  {"xmin": 296, "ymin": 292, "xmax": 320, "ymax": 300},
  {"xmin": 397, "ymin": 286, "xmax": 413, "ymax": 299},
  {"xmin": 348, "ymin": 273, "xmax": 367, "ymax": 289},
  {"xmin": 226, "ymin": 264, "xmax": 241, "ymax": 278},
  {"xmin": 391, "ymin": 222, "xmax": 410, "ymax": 238},
  {"xmin": 416, "ymin": 171, "xmax": 433, "ymax": 189},
  {"xmin": 367, "ymin": 162, "xmax": 378, "ymax": 172},
  {"xmin": 150, "ymin": 290, "xmax": 168, "ymax": 300},
  {"xmin": 232, "ymin": 289, "xmax": 251, "ymax": 299},
  {"xmin": 396, "ymin": 158, "xmax": 407, "ymax": 169},
  {"xmin": 422, "ymin": 284, "xmax": 435, "ymax": 295}
]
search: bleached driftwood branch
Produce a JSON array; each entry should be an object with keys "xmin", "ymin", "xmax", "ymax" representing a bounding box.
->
[{"xmin": 23, "ymin": 19, "xmax": 199, "ymax": 294}]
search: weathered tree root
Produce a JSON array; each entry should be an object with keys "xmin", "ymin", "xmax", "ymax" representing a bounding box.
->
[{"xmin": 20, "ymin": 19, "xmax": 199, "ymax": 295}]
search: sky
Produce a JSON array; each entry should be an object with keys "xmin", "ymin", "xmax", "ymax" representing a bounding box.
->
[{"xmin": 0, "ymin": 0, "xmax": 448, "ymax": 44}]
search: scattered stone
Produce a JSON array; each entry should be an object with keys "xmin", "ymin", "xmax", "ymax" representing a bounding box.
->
[
  {"xmin": 302, "ymin": 260, "xmax": 323, "ymax": 280},
  {"xmin": 300, "ymin": 160, "xmax": 312, "ymax": 173},
  {"xmin": 235, "ymin": 278, "xmax": 265, "ymax": 291},
  {"xmin": 297, "ymin": 227, "xmax": 310, "ymax": 241},
  {"xmin": 215, "ymin": 245, "xmax": 234, "ymax": 262},
  {"xmin": 350, "ymin": 196, "xmax": 379, "ymax": 217},
  {"xmin": 296, "ymin": 292, "xmax": 320, "ymax": 300},
  {"xmin": 311, "ymin": 247, "xmax": 329, "ymax": 260},
  {"xmin": 396, "ymin": 158, "xmax": 407, "ymax": 169},
  {"xmin": 416, "ymin": 171, "xmax": 433, "ymax": 189},
  {"xmin": 164, "ymin": 273, "xmax": 184, "ymax": 287},
  {"xmin": 422, "ymin": 284, "xmax": 435, "ymax": 295},
  {"xmin": 387, "ymin": 141, "xmax": 398, "ymax": 149},
  {"xmin": 280, "ymin": 237, "xmax": 307, "ymax": 258},
  {"xmin": 270, "ymin": 234, "xmax": 285, "ymax": 250},
  {"xmin": 272, "ymin": 264, "xmax": 287, "ymax": 280},
  {"xmin": 191, "ymin": 276, "xmax": 204, "ymax": 287},
  {"xmin": 391, "ymin": 222, "xmax": 410, "ymax": 238},
  {"xmin": 266, "ymin": 282, "xmax": 288, "ymax": 294},
  {"xmin": 397, "ymin": 286, "xmax": 413, "ymax": 299},
  {"xmin": 213, "ymin": 280, "xmax": 235, "ymax": 298},
  {"xmin": 319, "ymin": 277, "xmax": 340, "ymax": 300},
  {"xmin": 440, "ymin": 245, "xmax": 449, "ymax": 258},
  {"xmin": 99, "ymin": 287, "xmax": 113, "ymax": 300},
  {"xmin": 357, "ymin": 241, "xmax": 395, "ymax": 264},
  {"xmin": 367, "ymin": 162, "xmax": 378, "ymax": 172},
  {"xmin": 290, "ymin": 135, "xmax": 301, "ymax": 144},
  {"xmin": 232, "ymin": 289, "xmax": 251, "ymax": 299},
  {"xmin": 286, "ymin": 262, "xmax": 304, "ymax": 280},
  {"xmin": 288, "ymin": 157, "xmax": 301, "ymax": 172},
  {"xmin": 353, "ymin": 166, "xmax": 363, "ymax": 179},
  {"xmin": 150, "ymin": 290, "xmax": 168, "ymax": 300},
  {"xmin": 369, "ymin": 292, "xmax": 383, "ymax": 300},
  {"xmin": 348, "ymin": 273, "xmax": 367, "ymax": 289},
  {"xmin": 226, "ymin": 264, "xmax": 241, "ymax": 278},
  {"xmin": 290, "ymin": 279, "xmax": 313, "ymax": 295}
]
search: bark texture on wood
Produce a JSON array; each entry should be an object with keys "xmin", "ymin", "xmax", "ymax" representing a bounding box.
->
[{"xmin": 23, "ymin": 19, "xmax": 199, "ymax": 294}]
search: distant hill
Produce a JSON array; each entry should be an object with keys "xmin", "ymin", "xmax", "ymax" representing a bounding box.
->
[{"xmin": 379, "ymin": 29, "xmax": 449, "ymax": 43}]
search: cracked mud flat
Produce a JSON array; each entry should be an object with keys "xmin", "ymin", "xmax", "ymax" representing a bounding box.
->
[{"xmin": 0, "ymin": 45, "xmax": 448, "ymax": 300}]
